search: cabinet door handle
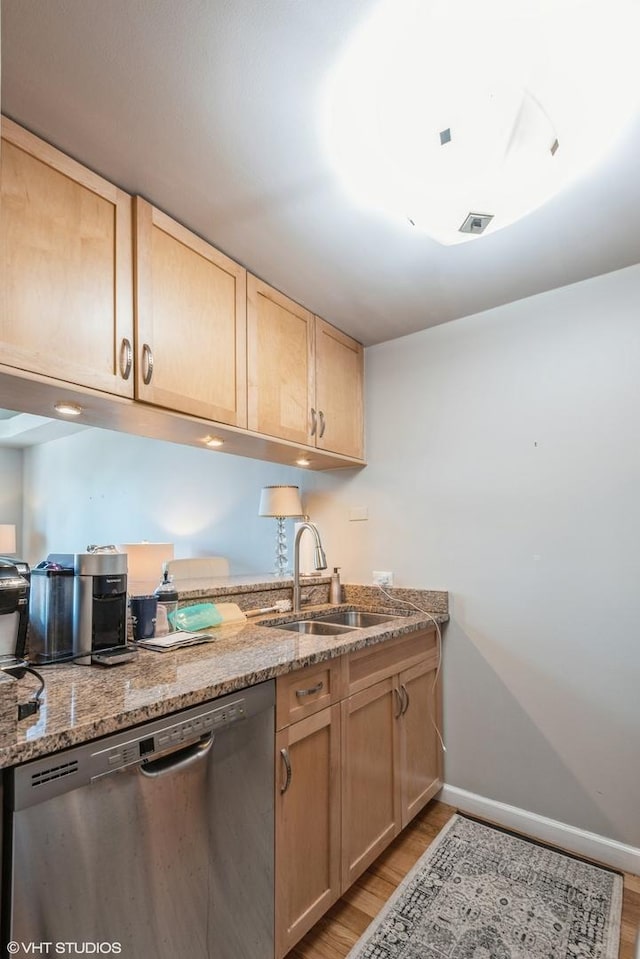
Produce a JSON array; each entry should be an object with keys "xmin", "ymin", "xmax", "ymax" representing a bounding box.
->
[
  {"xmin": 394, "ymin": 687, "xmax": 404, "ymax": 719},
  {"xmin": 280, "ymin": 747, "xmax": 292, "ymax": 794},
  {"xmin": 318, "ymin": 410, "xmax": 326, "ymax": 438},
  {"xmin": 295, "ymin": 680, "xmax": 324, "ymax": 698},
  {"xmin": 400, "ymin": 684, "xmax": 410, "ymax": 715},
  {"xmin": 310, "ymin": 407, "xmax": 317, "ymax": 436},
  {"xmin": 119, "ymin": 337, "xmax": 133, "ymax": 380},
  {"xmin": 142, "ymin": 343, "xmax": 154, "ymax": 385}
]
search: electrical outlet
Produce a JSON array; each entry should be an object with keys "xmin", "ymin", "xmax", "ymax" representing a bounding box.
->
[{"xmin": 373, "ymin": 571, "xmax": 393, "ymax": 587}]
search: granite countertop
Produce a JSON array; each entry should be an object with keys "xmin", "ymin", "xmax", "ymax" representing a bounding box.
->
[{"xmin": 0, "ymin": 600, "xmax": 447, "ymax": 769}]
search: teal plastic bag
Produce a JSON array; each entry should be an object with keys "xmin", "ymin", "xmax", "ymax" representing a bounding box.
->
[{"xmin": 169, "ymin": 603, "xmax": 223, "ymax": 631}]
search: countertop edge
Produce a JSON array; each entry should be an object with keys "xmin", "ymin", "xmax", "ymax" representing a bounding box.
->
[{"xmin": 0, "ymin": 606, "xmax": 448, "ymax": 768}]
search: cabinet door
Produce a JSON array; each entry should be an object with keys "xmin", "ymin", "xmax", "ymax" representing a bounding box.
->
[
  {"xmin": 247, "ymin": 275, "xmax": 314, "ymax": 445},
  {"xmin": 135, "ymin": 198, "xmax": 247, "ymax": 426},
  {"xmin": 399, "ymin": 657, "xmax": 443, "ymax": 827},
  {"xmin": 315, "ymin": 317, "xmax": 364, "ymax": 459},
  {"xmin": 275, "ymin": 706, "xmax": 341, "ymax": 959},
  {"xmin": 341, "ymin": 677, "xmax": 401, "ymax": 891},
  {"xmin": 1, "ymin": 117, "xmax": 134, "ymax": 396}
]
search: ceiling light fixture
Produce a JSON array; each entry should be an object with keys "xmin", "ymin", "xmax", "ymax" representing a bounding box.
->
[
  {"xmin": 54, "ymin": 401, "xmax": 83, "ymax": 417},
  {"xmin": 323, "ymin": 0, "xmax": 640, "ymax": 244}
]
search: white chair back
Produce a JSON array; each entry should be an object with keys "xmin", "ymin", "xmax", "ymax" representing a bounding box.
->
[{"xmin": 165, "ymin": 557, "xmax": 229, "ymax": 580}]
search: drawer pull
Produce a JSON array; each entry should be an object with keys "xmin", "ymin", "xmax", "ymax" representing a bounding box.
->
[
  {"xmin": 295, "ymin": 680, "xmax": 324, "ymax": 699},
  {"xmin": 280, "ymin": 748, "xmax": 292, "ymax": 794},
  {"xmin": 400, "ymin": 684, "xmax": 410, "ymax": 715},
  {"xmin": 318, "ymin": 410, "xmax": 326, "ymax": 438},
  {"xmin": 394, "ymin": 687, "xmax": 404, "ymax": 719}
]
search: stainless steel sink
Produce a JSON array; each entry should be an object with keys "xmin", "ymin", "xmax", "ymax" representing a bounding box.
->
[
  {"xmin": 267, "ymin": 609, "xmax": 405, "ymax": 634},
  {"xmin": 274, "ymin": 619, "xmax": 357, "ymax": 635},
  {"xmin": 315, "ymin": 610, "xmax": 404, "ymax": 628}
]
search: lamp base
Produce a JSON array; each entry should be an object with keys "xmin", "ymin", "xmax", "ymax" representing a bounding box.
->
[{"xmin": 273, "ymin": 516, "xmax": 291, "ymax": 577}]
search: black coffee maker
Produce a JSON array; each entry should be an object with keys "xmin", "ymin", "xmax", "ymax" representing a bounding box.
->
[{"xmin": 0, "ymin": 557, "xmax": 31, "ymax": 670}]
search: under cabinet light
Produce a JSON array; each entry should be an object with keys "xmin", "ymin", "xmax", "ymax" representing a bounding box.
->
[
  {"xmin": 54, "ymin": 401, "xmax": 83, "ymax": 417},
  {"xmin": 296, "ymin": 457, "xmax": 311, "ymax": 467},
  {"xmin": 203, "ymin": 436, "xmax": 224, "ymax": 448}
]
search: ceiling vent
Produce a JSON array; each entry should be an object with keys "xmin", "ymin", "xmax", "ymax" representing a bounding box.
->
[{"xmin": 459, "ymin": 213, "xmax": 494, "ymax": 235}]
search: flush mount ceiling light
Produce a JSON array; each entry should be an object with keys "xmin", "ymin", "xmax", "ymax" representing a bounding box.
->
[{"xmin": 323, "ymin": 0, "xmax": 640, "ymax": 244}]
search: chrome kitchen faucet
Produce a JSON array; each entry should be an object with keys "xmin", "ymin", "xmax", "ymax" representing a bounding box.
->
[{"xmin": 292, "ymin": 522, "xmax": 327, "ymax": 612}]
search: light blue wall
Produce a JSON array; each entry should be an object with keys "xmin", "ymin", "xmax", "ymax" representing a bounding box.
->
[{"xmin": 21, "ymin": 430, "xmax": 323, "ymax": 575}]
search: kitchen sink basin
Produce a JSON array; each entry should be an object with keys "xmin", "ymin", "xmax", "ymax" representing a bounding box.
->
[
  {"xmin": 315, "ymin": 610, "xmax": 404, "ymax": 628},
  {"xmin": 268, "ymin": 609, "xmax": 406, "ymax": 634},
  {"xmin": 274, "ymin": 619, "xmax": 357, "ymax": 635}
]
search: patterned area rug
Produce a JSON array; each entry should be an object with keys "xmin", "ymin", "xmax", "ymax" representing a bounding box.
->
[{"xmin": 347, "ymin": 814, "xmax": 622, "ymax": 959}]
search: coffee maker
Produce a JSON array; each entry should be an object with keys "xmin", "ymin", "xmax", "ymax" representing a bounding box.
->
[
  {"xmin": 47, "ymin": 550, "xmax": 136, "ymax": 666},
  {"xmin": 74, "ymin": 551, "xmax": 136, "ymax": 666},
  {"xmin": 0, "ymin": 557, "xmax": 30, "ymax": 669}
]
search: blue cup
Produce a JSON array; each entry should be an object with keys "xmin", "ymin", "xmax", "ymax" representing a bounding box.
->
[{"xmin": 130, "ymin": 595, "xmax": 158, "ymax": 641}]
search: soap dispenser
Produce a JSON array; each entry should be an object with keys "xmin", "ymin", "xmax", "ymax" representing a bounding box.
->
[{"xmin": 329, "ymin": 567, "xmax": 342, "ymax": 604}]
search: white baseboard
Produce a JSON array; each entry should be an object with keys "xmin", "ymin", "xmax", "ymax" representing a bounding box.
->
[{"xmin": 439, "ymin": 784, "xmax": 640, "ymax": 875}]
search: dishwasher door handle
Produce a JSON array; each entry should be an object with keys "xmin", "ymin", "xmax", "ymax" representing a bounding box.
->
[{"xmin": 138, "ymin": 733, "xmax": 214, "ymax": 778}]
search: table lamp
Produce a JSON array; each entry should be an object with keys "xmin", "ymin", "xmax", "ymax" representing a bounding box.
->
[
  {"xmin": 0, "ymin": 524, "xmax": 17, "ymax": 555},
  {"xmin": 118, "ymin": 542, "xmax": 175, "ymax": 595},
  {"xmin": 258, "ymin": 485, "xmax": 304, "ymax": 576}
]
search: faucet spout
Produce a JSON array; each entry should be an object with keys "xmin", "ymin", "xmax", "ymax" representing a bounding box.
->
[{"xmin": 293, "ymin": 522, "xmax": 327, "ymax": 612}]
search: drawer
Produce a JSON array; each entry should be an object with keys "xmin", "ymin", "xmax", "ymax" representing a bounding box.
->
[
  {"xmin": 345, "ymin": 628, "xmax": 436, "ymax": 696},
  {"xmin": 276, "ymin": 658, "xmax": 346, "ymax": 730}
]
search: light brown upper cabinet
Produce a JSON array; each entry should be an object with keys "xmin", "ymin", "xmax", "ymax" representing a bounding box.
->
[
  {"xmin": 315, "ymin": 316, "xmax": 364, "ymax": 460},
  {"xmin": 0, "ymin": 117, "xmax": 134, "ymax": 396},
  {"xmin": 134, "ymin": 198, "xmax": 247, "ymax": 427},
  {"xmin": 247, "ymin": 276, "xmax": 364, "ymax": 460}
]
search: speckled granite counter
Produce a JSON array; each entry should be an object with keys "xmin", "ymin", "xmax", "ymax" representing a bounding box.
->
[{"xmin": 0, "ymin": 581, "xmax": 448, "ymax": 769}]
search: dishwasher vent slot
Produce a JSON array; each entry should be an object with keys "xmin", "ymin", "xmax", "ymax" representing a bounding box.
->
[{"xmin": 31, "ymin": 759, "xmax": 79, "ymax": 789}]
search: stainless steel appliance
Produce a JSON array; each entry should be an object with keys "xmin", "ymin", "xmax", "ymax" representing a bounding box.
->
[
  {"xmin": 48, "ymin": 551, "xmax": 135, "ymax": 665},
  {"xmin": 0, "ymin": 558, "xmax": 30, "ymax": 669},
  {"xmin": 3, "ymin": 680, "xmax": 275, "ymax": 959},
  {"xmin": 73, "ymin": 550, "xmax": 133, "ymax": 665},
  {"xmin": 28, "ymin": 560, "xmax": 75, "ymax": 663}
]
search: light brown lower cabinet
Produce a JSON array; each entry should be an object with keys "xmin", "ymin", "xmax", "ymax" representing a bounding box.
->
[
  {"xmin": 340, "ymin": 676, "xmax": 401, "ymax": 889},
  {"xmin": 275, "ymin": 705, "xmax": 342, "ymax": 959},
  {"xmin": 275, "ymin": 628, "xmax": 443, "ymax": 958}
]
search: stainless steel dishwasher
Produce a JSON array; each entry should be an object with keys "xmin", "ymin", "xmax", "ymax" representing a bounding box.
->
[{"xmin": 3, "ymin": 679, "xmax": 274, "ymax": 959}]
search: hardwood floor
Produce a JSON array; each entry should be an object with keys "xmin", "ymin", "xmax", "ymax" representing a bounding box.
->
[{"xmin": 285, "ymin": 800, "xmax": 640, "ymax": 959}]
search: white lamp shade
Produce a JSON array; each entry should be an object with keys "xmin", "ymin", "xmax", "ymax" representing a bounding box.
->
[
  {"xmin": 118, "ymin": 542, "xmax": 175, "ymax": 592},
  {"xmin": 258, "ymin": 486, "xmax": 304, "ymax": 518},
  {"xmin": 0, "ymin": 524, "xmax": 17, "ymax": 554}
]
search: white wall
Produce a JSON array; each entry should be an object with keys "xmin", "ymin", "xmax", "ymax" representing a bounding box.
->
[
  {"xmin": 21, "ymin": 431, "xmax": 316, "ymax": 576},
  {"xmin": 0, "ymin": 448, "xmax": 24, "ymax": 555},
  {"xmin": 308, "ymin": 263, "xmax": 640, "ymax": 848}
]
